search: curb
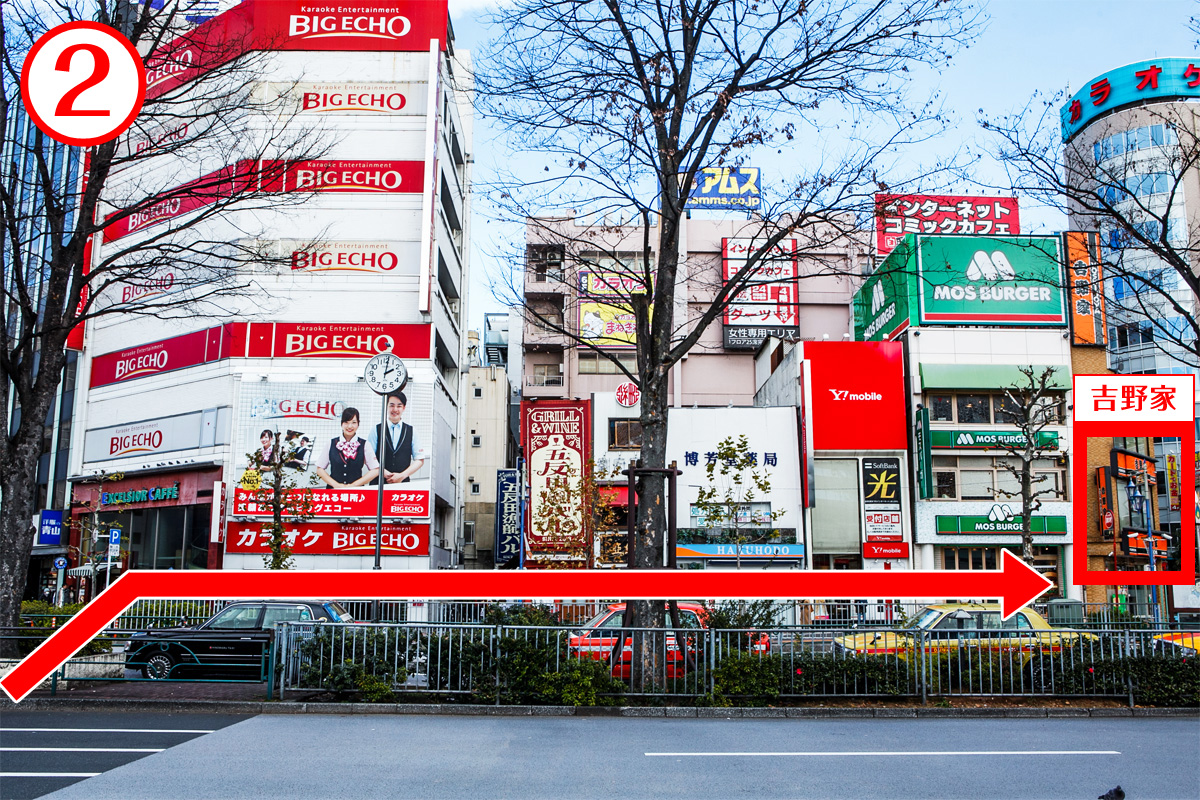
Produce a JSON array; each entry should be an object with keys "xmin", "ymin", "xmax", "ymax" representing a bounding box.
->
[{"xmin": 3, "ymin": 697, "xmax": 1196, "ymax": 718}]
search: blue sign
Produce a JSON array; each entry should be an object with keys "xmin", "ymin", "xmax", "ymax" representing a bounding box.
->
[
  {"xmin": 684, "ymin": 167, "xmax": 761, "ymax": 210},
  {"xmin": 1061, "ymin": 59, "xmax": 1200, "ymax": 141},
  {"xmin": 494, "ymin": 469, "xmax": 521, "ymax": 566},
  {"xmin": 54, "ymin": 557, "xmax": 68, "ymax": 570},
  {"xmin": 37, "ymin": 510, "xmax": 63, "ymax": 546},
  {"xmin": 109, "ymin": 529, "xmax": 121, "ymax": 545},
  {"xmin": 676, "ymin": 543, "xmax": 805, "ymax": 559}
]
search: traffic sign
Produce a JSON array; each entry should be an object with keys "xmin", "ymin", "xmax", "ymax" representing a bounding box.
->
[
  {"xmin": 1102, "ymin": 510, "xmax": 1114, "ymax": 531},
  {"xmin": 108, "ymin": 528, "xmax": 121, "ymax": 558},
  {"xmin": 54, "ymin": 557, "xmax": 68, "ymax": 570},
  {"xmin": 20, "ymin": 21, "xmax": 146, "ymax": 146}
]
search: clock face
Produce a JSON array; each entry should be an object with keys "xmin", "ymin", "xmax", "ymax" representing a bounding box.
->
[{"xmin": 364, "ymin": 353, "xmax": 407, "ymax": 394}]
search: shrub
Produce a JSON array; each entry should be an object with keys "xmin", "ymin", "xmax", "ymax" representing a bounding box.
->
[
  {"xmin": 537, "ymin": 658, "xmax": 625, "ymax": 706},
  {"xmin": 710, "ymin": 653, "xmax": 782, "ymax": 706},
  {"xmin": 17, "ymin": 601, "xmax": 110, "ymax": 656}
]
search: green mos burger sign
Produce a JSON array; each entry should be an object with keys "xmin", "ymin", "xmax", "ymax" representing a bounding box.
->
[{"xmin": 854, "ymin": 235, "xmax": 1067, "ymax": 340}]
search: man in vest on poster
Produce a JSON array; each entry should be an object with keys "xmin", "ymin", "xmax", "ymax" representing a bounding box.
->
[{"xmin": 368, "ymin": 392, "xmax": 424, "ymax": 484}]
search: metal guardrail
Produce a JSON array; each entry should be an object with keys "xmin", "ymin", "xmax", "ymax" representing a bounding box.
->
[{"xmin": 272, "ymin": 622, "xmax": 1198, "ymax": 704}]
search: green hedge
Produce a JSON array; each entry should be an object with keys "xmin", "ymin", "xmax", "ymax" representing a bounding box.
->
[{"xmin": 16, "ymin": 601, "xmax": 111, "ymax": 656}]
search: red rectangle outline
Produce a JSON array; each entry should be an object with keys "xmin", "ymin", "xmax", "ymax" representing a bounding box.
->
[{"xmin": 1072, "ymin": 420, "xmax": 1195, "ymax": 586}]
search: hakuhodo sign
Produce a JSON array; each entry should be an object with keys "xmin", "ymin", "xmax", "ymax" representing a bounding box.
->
[
  {"xmin": 853, "ymin": 235, "xmax": 1067, "ymax": 340},
  {"xmin": 930, "ymin": 430, "xmax": 1060, "ymax": 450}
]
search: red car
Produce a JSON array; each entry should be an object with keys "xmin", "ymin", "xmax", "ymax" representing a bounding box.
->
[{"xmin": 568, "ymin": 602, "xmax": 769, "ymax": 677}]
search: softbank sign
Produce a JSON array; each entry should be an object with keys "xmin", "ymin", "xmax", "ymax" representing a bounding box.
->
[{"xmin": 804, "ymin": 341, "xmax": 906, "ymax": 451}]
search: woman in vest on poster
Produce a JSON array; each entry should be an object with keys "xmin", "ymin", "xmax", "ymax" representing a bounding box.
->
[
  {"xmin": 314, "ymin": 407, "xmax": 380, "ymax": 488},
  {"xmin": 367, "ymin": 391, "xmax": 425, "ymax": 484}
]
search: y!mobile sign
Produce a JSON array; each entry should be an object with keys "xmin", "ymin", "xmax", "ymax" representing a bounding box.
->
[
  {"xmin": 144, "ymin": 0, "xmax": 448, "ymax": 98},
  {"xmin": 802, "ymin": 341, "xmax": 907, "ymax": 451}
]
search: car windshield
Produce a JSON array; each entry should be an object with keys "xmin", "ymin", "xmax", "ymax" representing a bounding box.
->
[
  {"xmin": 579, "ymin": 609, "xmax": 617, "ymax": 631},
  {"xmin": 324, "ymin": 602, "xmax": 354, "ymax": 622},
  {"xmin": 902, "ymin": 608, "xmax": 944, "ymax": 630}
]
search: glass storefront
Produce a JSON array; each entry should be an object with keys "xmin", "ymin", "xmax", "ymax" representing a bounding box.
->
[{"xmin": 95, "ymin": 505, "xmax": 210, "ymax": 570}]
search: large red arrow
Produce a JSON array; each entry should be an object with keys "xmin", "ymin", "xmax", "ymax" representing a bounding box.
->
[{"xmin": 1, "ymin": 550, "xmax": 1050, "ymax": 702}]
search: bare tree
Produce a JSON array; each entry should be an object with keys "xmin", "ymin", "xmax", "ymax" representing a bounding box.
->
[
  {"xmin": 243, "ymin": 430, "xmax": 318, "ymax": 570},
  {"xmin": 0, "ymin": 1, "xmax": 330, "ymax": 633},
  {"xmin": 990, "ymin": 366, "xmax": 1066, "ymax": 567},
  {"xmin": 983, "ymin": 99, "xmax": 1200, "ymax": 369},
  {"xmin": 480, "ymin": 0, "xmax": 982, "ymax": 653}
]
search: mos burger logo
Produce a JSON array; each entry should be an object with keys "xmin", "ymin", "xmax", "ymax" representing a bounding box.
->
[{"xmin": 288, "ymin": 14, "xmax": 412, "ymax": 41}]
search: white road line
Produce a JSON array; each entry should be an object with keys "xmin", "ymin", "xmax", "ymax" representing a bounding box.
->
[
  {"xmin": 1, "ymin": 747, "xmax": 165, "ymax": 753},
  {"xmin": 645, "ymin": 750, "xmax": 1122, "ymax": 757},
  {"xmin": 1, "ymin": 728, "xmax": 213, "ymax": 734},
  {"xmin": 1, "ymin": 773, "xmax": 101, "ymax": 778}
]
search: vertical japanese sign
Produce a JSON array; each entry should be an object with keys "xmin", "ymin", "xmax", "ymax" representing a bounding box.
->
[
  {"xmin": 862, "ymin": 457, "xmax": 903, "ymax": 541},
  {"xmin": 521, "ymin": 400, "xmax": 591, "ymax": 558},
  {"xmin": 914, "ymin": 407, "xmax": 932, "ymax": 500},
  {"xmin": 875, "ymin": 194, "xmax": 1019, "ymax": 257},
  {"xmin": 721, "ymin": 237, "xmax": 798, "ymax": 350},
  {"xmin": 1063, "ymin": 231, "xmax": 1107, "ymax": 347},
  {"xmin": 37, "ymin": 511, "xmax": 64, "ymax": 546},
  {"xmin": 1167, "ymin": 454, "xmax": 1181, "ymax": 512},
  {"xmin": 495, "ymin": 469, "xmax": 521, "ymax": 566},
  {"xmin": 1072, "ymin": 374, "xmax": 1196, "ymax": 585}
]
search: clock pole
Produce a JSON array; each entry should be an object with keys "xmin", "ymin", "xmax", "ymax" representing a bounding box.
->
[{"xmin": 375, "ymin": 387, "xmax": 388, "ymax": 575}]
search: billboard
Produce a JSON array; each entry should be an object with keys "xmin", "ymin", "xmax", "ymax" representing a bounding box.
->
[
  {"xmin": 578, "ymin": 302, "xmax": 637, "ymax": 349},
  {"xmin": 875, "ymin": 194, "xmax": 1019, "ymax": 257},
  {"xmin": 145, "ymin": 0, "xmax": 450, "ymax": 99},
  {"xmin": 225, "ymin": 520, "xmax": 429, "ymax": 556},
  {"xmin": 1061, "ymin": 58, "xmax": 1200, "ymax": 141},
  {"xmin": 917, "ymin": 236, "xmax": 1066, "ymax": 326},
  {"xmin": 232, "ymin": 379, "xmax": 433, "ymax": 518},
  {"xmin": 684, "ymin": 167, "xmax": 761, "ymax": 210},
  {"xmin": 722, "ymin": 237, "xmax": 798, "ymax": 349},
  {"xmin": 84, "ymin": 408, "xmax": 231, "ymax": 462},
  {"xmin": 522, "ymin": 400, "xmax": 591, "ymax": 556},
  {"xmin": 802, "ymin": 341, "xmax": 907, "ymax": 451},
  {"xmin": 263, "ymin": 81, "xmax": 429, "ymax": 116},
  {"xmin": 495, "ymin": 469, "xmax": 521, "ymax": 566},
  {"xmin": 91, "ymin": 326, "xmax": 228, "ymax": 387},
  {"xmin": 281, "ymin": 240, "xmax": 422, "ymax": 275},
  {"xmin": 1063, "ymin": 231, "xmax": 1107, "ymax": 347}
]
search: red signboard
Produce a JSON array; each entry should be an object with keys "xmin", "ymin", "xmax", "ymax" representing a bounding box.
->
[
  {"xmin": 521, "ymin": 400, "xmax": 591, "ymax": 555},
  {"xmin": 863, "ymin": 541, "xmax": 910, "ymax": 559},
  {"xmin": 104, "ymin": 160, "xmax": 422, "ymax": 242},
  {"xmin": 233, "ymin": 487, "xmax": 430, "ymax": 518},
  {"xmin": 875, "ymin": 194, "xmax": 1020, "ymax": 257},
  {"xmin": 145, "ymin": 0, "xmax": 449, "ymax": 99},
  {"xmin": 90, "ymin": 328, "xmax": 215, "ymax": 387},
  {"xmin": 721, "ymin": 238, "xmax": 799, "ymax": 328},
  {"xmin": 225, "ymin": 521, "xmax": 429, "ymax": 556},
  {"xmin": 90, "ymin": 323, "xmax": 431, "ymax": 387},
  {"xmin": 802, "ymin": 341, "xmax": 907, "ymax": 451}
]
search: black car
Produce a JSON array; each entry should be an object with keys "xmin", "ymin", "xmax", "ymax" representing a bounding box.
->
[{"xmin": 123, "ymin": 600, "xmax": 353, "ymax": 680}]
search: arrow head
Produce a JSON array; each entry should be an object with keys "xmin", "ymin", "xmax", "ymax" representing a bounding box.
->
[{"xmin": 1000, "ymin": 549, "xmax": 1055, "ymax": 619}]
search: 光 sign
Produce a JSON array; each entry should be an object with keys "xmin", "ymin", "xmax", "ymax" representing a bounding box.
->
[{"xmin": 685, "ymin": 167, "xmax": 761, "ymax": 210}]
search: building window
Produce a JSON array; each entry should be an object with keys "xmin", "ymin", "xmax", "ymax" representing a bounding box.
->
[
  {"xmin": 531, "ymin": 364, "xmax": 563, "ymax": 386},
  {"xmin": 609, "ymin": 419, "xmax": 643, "ymax": 450},
  {"xmin": 926, "ymin": 392, "xmax": 1064, "ymax": 425},
  {"xmin": 463, "ymin": 521, "xmax": 475, "ymax": 545},
  {"xmin": 811, "ymin": 459, "xmax": 861, "ymax": 554},
  {"xmin": 930, "ymin": 456, "xmax": 1067, "ymax": 501},
  {"xmin": 578, "ymin": 352, "xmax": 638, "ymax": 374},
  {"xmin": 943, "ymin": 547, "xmax": 998, "ymax": 570},
  {"xmin": 470, "ymin": 482, "xmax": 481, "ymax": 495},
  {"xmin": 528, "ymin": 245, "xmax": 564, "ymax": 282},
  {"xmin": 473, "ymin": 387, "xmax": 482, "ymax": 398}
]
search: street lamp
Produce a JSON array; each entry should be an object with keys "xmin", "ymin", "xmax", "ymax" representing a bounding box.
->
[
  {"xmin": 1125, "ymin": 477, "xmax": 1144, "ymax": 526},
  {"xmin": 1126, "ymin": 530, "xmax": 1172, "ymax": 625}
]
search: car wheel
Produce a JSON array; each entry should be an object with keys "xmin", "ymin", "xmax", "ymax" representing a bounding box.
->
[{"xmin": 143, "ymin": 651, "xmax": 176, "ymax": 680}]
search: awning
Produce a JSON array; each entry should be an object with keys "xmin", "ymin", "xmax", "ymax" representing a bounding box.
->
[
  {"xmin": 66, "ymin": 563, "xmax": 121, "ymax": 577},
  {"xmin": 919, "ymin": 363, "xmax": 1071, "ymax": 391}
]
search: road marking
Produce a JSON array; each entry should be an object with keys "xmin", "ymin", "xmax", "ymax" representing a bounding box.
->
[
  {"xmin": 645, "ymin": 750, "xmax": 1122, "ymax": 757},
  {"xmin": 1, "ymin": 773, "xmax": 102, "ymax": 778},
  {"xmin": 2, "ymin": 747, "xmax": 165, "ymax": 753},
  {"xmin": 1, "ymin": 727, "xmax": 213, "ymax": 734}
]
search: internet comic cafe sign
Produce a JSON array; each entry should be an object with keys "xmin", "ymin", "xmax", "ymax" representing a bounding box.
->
[
  {"xmin": 930, "ymin": 430, "xmax": 1060, "ymax": 450},
  {"xmin": 100, "ymin": 482, "xmax": 180, "ymax": 506}
]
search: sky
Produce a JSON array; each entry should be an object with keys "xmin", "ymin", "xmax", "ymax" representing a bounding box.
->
[{"xmin": 446, "ymin": 0, "xmax": 1199, "ymax": 335}]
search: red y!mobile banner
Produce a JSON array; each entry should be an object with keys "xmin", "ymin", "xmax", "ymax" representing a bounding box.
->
[{"xmin": 145, "ymin": 0, "xmax": 449, "ymax": 99}]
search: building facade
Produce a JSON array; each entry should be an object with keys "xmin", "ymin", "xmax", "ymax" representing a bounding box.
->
[
  {"xmin": 66, "ymin": 1, "xmax": 472, "ymax": 591},
  {"xmin": 461, "ymin": 364, "xmax": 517, "ymax": 569}
]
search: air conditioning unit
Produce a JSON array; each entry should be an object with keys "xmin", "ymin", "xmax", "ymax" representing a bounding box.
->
[{"xmin": 547, "ymin": 250, "xmax": 563, "ymax": 265}]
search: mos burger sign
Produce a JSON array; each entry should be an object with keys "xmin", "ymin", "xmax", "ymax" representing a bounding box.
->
[{"xmin": 802, "ymin": 341, "xmax": 906, "ymax": 451}]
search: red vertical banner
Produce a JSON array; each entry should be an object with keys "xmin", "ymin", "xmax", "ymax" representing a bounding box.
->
[
  {"xmin": 521, "ymin": 400, "xmax": 592, "ymax": 559},
  {"xmin": 1063, "ymin": 231, "xmax": 1107, "ymax": 347},
  {"xmin": 65, "ymin": 150, "xmax": 93, "ymax": 351}
]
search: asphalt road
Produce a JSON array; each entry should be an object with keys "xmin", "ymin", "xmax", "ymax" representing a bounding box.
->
[
  {"xmin": 2, "ymin": 713, "xmax": 1196, "ymax": 799},
  {"xmin": 0, "ymin": 711, "xmax": 250, "ymax": 800}
]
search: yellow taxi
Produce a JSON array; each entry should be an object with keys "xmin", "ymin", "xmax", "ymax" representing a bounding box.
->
[
  {"xmin": 832, "ymin": 603, "xmax": 1094, "ymax": 660},
  {"xmin": 1152, "ymin": 631, "xmax": 1198, "ymax": 658}
]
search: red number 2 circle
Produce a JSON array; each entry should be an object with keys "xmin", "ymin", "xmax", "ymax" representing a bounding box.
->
[{"xmin": 21, "ymin": 21, "xmax": 145, "ymax": 147}]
